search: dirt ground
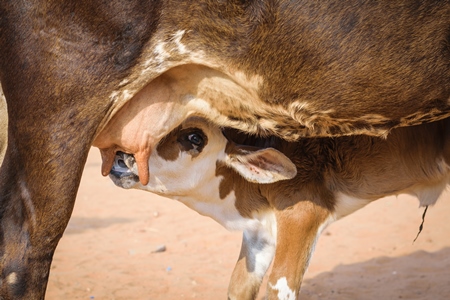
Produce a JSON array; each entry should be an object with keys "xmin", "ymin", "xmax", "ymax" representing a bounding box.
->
[{"xmin": 46, "ymin": 148, "xmax": 450, "ymax": 300}]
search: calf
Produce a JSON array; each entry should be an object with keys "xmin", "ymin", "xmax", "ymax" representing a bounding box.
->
[{"xmin": 109, "ymin": 117, "xmax": 450, "ymax": 300}]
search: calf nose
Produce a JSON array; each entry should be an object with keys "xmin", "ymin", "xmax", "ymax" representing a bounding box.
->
[
  {"xmin": 122, "ymin": 152, "xmax": 137, "ymax": 170},
  {"xmin": 110, "ymin": 152, "xmax": 138, "ymax": 178},
  {"xmin": 114, "ymin": 152, "xmax": 130, "ymax": 171}
]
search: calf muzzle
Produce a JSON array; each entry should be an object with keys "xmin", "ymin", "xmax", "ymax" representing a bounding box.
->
[{"xmin": 109, "ymin": 152, "xmax": 139, "ymax": 188}]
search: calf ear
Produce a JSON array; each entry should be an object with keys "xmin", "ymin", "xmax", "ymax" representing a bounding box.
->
[{"xmin": 226, "ymin": 147, "xmax": 297, "ymax": 184}]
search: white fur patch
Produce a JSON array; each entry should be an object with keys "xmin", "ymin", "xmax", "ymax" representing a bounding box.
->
[
  {"xmin": 138, "ymin": 118, "xmax": 231, "ymax": 213},
  {"xmin": 186, "ymin": 190, "xmax": 249, "ymax": 230},
  {"xmin": 410, "ymin": 181, "xmax": 448, "ymax": 207},
  {"xmin": 6, "ymin": 272, "xmax": 18, "ymax": 285},
  {"xmin": 118, "ymin": 78, "xmax": 130, "ymax": 87},
  {"xmin": 152, "ymin": 42, "xmax": 171, "ymax": 68},
  {"xmin": 139, "ymin": 40, "xmax": 172, "ymax": 76},
  {"xmin": 269, "ymin": 277, "xmax": 296, "ymax": 300},
  {"xmin": 140, "ymin": 29, "xmax": 206, "ymax": 76},
  {"xmin": 108, "ymin": 90, "xmax": 120, "ymax": 103},
  {"xmin": 334, "ymin": 193, "xmax": 372, "ymax": 219},
  {"xmin": 244, "ymin": 211, "xmax": 277, "ymax": 278},
  {"xmin": 108, "ymin": 89, "xmax": 135, "ymax": 107},
  {"xmin": 20, "ymin": 182, "xmax": 36, "ymax": 228},
  {"xmin": 171, "ymin": 30, "xmax": 188, "ymax": 55}
]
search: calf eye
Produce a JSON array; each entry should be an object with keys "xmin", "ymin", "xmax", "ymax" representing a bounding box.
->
[
  {"xmin": 188, "ymin": 133, "xmax": 203, "ymax": 146},
  {"xmin": 177, "ymin": 128, "xmax": 207, "ymax": 156}
]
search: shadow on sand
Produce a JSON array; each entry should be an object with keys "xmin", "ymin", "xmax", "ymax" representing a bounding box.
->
[
  {"xmin": 64, "ymin": 217, "xmax": 133, "ymax": 234},
  {"xmin": 300, "ymin": 248, "xmax": 450, "ymax": 300}
]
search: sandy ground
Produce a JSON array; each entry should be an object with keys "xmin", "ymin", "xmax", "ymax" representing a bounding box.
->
[{"xmin": 46, "ymin": 148, "xmax": 450, "ymax": 300}]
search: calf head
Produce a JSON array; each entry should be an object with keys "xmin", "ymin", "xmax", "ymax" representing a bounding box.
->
[{"xmin": 108, "ymin": 117, "xmax": 297, "ymax": 197}]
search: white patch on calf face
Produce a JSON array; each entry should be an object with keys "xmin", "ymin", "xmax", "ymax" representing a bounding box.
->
[
  {"xmin": 269, "ymin": 277, "xmax": 296, "ymax": 300},
  {"xmin": 143, "ymin": 150, "xmax": 213, "ymax": 196},
  {"xmin": 141, "ymin": 137, "xmax": 265, "ymax": 232},
  {"xmin": 133, "ymin": 117, "xmax": 280, "ymax": 238},
  {"xmin": 137, "ymin": 118, "xmax": 228, "ymax": 196}
]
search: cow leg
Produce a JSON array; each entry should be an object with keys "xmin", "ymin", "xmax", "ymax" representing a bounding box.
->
[
  {"xmin": 228, "ymin": 228, "xmax": 276, "ymax": 300},
  {"xmin": 0, "ymin": 0, "xmax": 164, "ymax": 298},
  {"xmin": 0, "ymin": 110, "xmax": 100, "ymax": 299},
  {"xmin": 0, "ymin": 73, "xmax": 110, "ymax": 299},
  {"xmin": 0, "ymin": 65, "xmax": 108, "ymax": 300},
  {"xmin": 0, "ymin": 58, "xmax": 111, "ymax": 299},
  {"xmin": 266, "ymin": 201, "xmax": 331, "ymax": 300}
]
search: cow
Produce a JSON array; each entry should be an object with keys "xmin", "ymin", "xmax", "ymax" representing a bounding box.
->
[
  {"xmin": 0, "ymin": 1, "xmax": 449, "ymax": 299},
  {"xmin": 108, "ymin": 116, "xmax": 450, "ymax": 300}
]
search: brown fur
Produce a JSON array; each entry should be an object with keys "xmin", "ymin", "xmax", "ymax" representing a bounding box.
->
[
  {"xmin": 0, "ymin": 1, "xmax": 449, "ymax": 299},
  {"xmin": 222, "ymin": 119, "xmax": 450, "ymax": 211},
  {"xmin": 216, "ymin": 161, "xmax": 270, "ymax": 218},
  {"xmin": 152, "ymin": 1, "xmax": 450, "ymax": 138}
]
